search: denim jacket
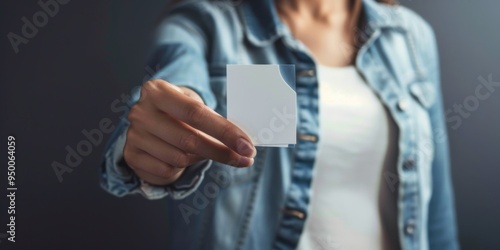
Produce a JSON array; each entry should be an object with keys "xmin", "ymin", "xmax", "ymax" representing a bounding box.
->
[{"xmin": 100, "ymin": 0, "xmax": 459, "ymax": 249}]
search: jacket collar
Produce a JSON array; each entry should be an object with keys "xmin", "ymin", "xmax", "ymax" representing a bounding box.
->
[{"xmin": 239, "ymin": 0, "xmax": 404, "ymax": 46}]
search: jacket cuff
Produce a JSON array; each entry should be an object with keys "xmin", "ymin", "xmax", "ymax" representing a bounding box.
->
[
  {"xmin": 99, "ymin": 123, "xmax": 212, "ymax": 200},
  {"xmin": 139, "ymin": 159, "xmax": 213, "ymax": 200}
]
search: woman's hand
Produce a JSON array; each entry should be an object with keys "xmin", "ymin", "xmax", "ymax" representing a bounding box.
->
[{"xmin": 123, "ymin": 79, "xmax": 256, "ymax": 186}]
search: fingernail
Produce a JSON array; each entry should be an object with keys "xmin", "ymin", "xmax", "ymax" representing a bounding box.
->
[
  {"xmin": 238, "ymin": 157, "xmax": 254, "ymax": 167},
  {"xmin": 237, "ymin": 138, "xmax": 256, "ymax": 157}
]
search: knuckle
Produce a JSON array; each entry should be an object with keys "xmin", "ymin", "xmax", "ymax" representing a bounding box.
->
[
  {"xmin": 143, "ymin": 80, "xmax": 159, "ymax": 92},
  {"xmin": 178, "ymin": 132, "xmax": 200, "ymax": 152},
  {"xmin": 142, "ymin": 80, "xmax": 164, "ymax": 101},
  {"xmin": 186, "ymin": 103, "xmax": 207, "ymax": 125},
  {"xmin": 173, "ymin": 152, "xmax": 191, "ymax": 168},
  {"xmin": 141, "ymin": 81, "xmax": 154, "ymax": 99},
  {"xmin": 127, "ymin": 105, "xmax": 142, "ymax": 123}
]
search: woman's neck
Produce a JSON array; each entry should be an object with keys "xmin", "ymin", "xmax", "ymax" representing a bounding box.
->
[
  {"xmin": 275, "ymin": 0, "xmax": 351, "ymax": 24},
  {"xmin": 275, "ymin": 0, "xmax": 359, "ymax": 67}
]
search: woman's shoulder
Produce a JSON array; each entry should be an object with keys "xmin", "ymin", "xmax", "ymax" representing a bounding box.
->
[
  {"xmin": 396, "ymin": 5, "xmax": 435, "ymax": 40},
  {"xmin": 395, "ymin": 5, "xmax": 439, "ymax": 72},
  {"xmin": 369, "ymin": 2, "xmax": 440, "ymax": 93},
  {"xmin": 374, "ymin": 3, "xmax": 439, "ymax": 70},
  {"xmin": 159, "ymin": 0, "xmax": 240, "ymax": 23},
  {"xmin": 367, "ymin": 1, "xmax": 432, "ymax": 38},
  {"xmin": 156, "ymin": 0, "xmax": 241, "ymax": 39}
]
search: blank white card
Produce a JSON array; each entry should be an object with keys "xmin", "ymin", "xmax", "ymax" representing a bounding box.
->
[{"xmin": 227, "ymin": 65, "xmax": 296, "ymax": 147}]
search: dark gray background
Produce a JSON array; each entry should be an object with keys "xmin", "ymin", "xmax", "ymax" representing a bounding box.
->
[{"xmin": 0, "ymin": 0, "xmax": 499, "ymax": 249}]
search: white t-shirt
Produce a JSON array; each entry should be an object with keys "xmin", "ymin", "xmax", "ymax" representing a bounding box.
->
[{"xmin": 297, "ymin": 65, "xmax": 399, "ymax": 250}]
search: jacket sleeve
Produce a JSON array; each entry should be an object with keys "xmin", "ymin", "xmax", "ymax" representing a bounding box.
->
[
  {"xmin": 422, "ymin": 19, "xmax": 460, "ymax": 250},
  {"xmin": 100, "ymin": 3, "xmax": 217, "ymax": 200}
]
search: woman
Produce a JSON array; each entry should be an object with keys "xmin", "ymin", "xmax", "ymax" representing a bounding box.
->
[{"xmin": 100, "ymin": 0, "xmax": 459, "ymax": 249}]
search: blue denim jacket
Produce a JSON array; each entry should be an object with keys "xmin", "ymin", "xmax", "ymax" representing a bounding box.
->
[{"xmin": 100, "ymin": 0, "xmax": 459, "ymax": 249}]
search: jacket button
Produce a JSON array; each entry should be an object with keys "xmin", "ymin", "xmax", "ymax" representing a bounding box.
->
[
  {"xmin": 404, "ymin": 218, "xmax": 416, "ymax": 235},
  {"xmin": 297, "ymin": 133, "xmax": 318, "ymax": 142},
  {"xmin": 403, "ymin": 158, "xmax": 416, "ymax": 170},
  {"xmin": 283, "ymin": 208, "xmax": 306, "ymax": 219},
  {"xmin": 297, "ymin": 69, "xmax": 315, "ymax": 77},
  {"xmin": 397, "ymin": 99, "xmax": 410, "ymax": 112}
]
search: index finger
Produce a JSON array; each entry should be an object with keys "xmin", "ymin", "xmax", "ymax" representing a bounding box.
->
[{"xmin": 144, "ymin": 80, "xmax": 256, "ymax": 158}]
